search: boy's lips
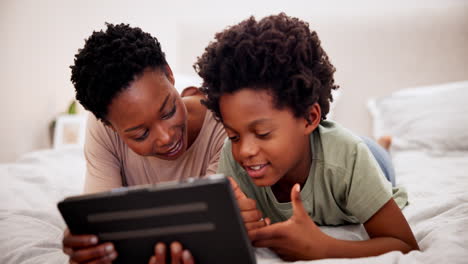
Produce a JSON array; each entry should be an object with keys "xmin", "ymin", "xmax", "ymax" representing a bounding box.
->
[{"xmin": 244, "ymin": 163, "xmax": 269, "ymax": 178}]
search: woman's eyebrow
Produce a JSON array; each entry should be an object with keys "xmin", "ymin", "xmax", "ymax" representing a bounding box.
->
[
  {"xmin": 124, "ymin": 124, "xmax": 144, "ymax": 133},
  {"xmin": 158, "ymin": 94, "xmax": 171, "ymax": 113}
]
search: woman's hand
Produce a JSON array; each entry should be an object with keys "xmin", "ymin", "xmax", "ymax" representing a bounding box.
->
[
  {"xmin": 248, "ymin": 184, "xmax": 330, "ymax": 261},
  {"xmin": 148, "ymin": 242, "xmax": 195, "ymax": 264},
  {"xmin": 62, "ymin": 229, "xmax": 117, "ymax": 263},
  {"xmin": 228, "ymin": 177, "xmax": 270, "ymax": 237}
]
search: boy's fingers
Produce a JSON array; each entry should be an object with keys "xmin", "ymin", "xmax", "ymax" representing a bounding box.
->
[
  {"xmin": 290, "ymin": 184, "xmax": 308, "ymax": 220},
  {"xmin": 237, "ymin": 198, "xmax": 257, "ymax": 210},
  {"xmin": 248, "ymin": 224, "xmax": 281, "ymax": 242},
  {"xmin": 228, "ymin": 177, "xmax": 247, "ymax": 199},
  {"xmin": 245, "ymin": 219, "xmax": 267, "ymax": 231},
  {"xmin": 241, "ymin": 209, "xmax": 263, "ymax": 222}
]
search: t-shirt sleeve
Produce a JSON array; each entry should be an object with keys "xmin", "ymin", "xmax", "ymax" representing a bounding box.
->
[
  {"xmin": 344, "ymin": 142, "xmax": 393, "ymax": 223},
  {"xmin": 83, "ymin": 115, "xmax": 123, "ymax": 194},
  {"xmin": 216, "ymin": 139, "xmax": 236, "ymax": 178},
  {"xmin": 205, "ymin": 119, "xmax": 226, "ymax": 175}
]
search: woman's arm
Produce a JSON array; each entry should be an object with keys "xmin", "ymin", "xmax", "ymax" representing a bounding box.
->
[{"xmin": 63, "ymin": 115, "xmax": 125, "ymax": 263}]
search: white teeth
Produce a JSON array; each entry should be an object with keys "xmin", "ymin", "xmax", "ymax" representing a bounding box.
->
[{"xmin": 250, "ymin": 165, "xmax": 262, "ymax": 170}]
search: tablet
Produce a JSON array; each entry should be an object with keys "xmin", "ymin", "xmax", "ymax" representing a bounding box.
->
[{"xmin": 58, "ymin": 174, "xmax": 256, "ymax": 264}]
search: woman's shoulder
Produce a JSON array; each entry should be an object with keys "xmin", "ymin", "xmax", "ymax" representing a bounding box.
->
[
  {"xmin": 181, "ymin": 87, "xmax": 226, "ymax": 152},
  {"xmin": 86, "ymin": 113, "xmax": 123, "ymax": 146}
]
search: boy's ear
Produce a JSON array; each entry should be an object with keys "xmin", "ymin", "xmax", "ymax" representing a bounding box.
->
[{"xmin": 304, "ymin": 103, "xmax": 321, "ymax": 134}]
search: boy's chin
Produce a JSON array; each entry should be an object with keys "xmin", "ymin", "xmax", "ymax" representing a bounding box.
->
[{"xmin": 251, "ymin": 177, "xmax": 276, "ymax": 187}]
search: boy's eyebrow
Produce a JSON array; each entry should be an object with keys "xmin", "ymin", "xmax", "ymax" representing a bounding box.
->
[
  {"xmin": 223, "ymin": 118, "xmax": 272, "ymax": 131},
  {"xmin": 248, "ymin": 118, "xmax": 272, "ymax": 129},
  {"xmin": 124, "ymin": 94, "xmax": 171, "ymax": 133}
]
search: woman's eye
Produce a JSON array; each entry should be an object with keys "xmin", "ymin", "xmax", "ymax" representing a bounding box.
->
[
  {"xmin": 162, "ymin": 106, "xmax": 176, "ymax": 120},
  {"xmin": 228, "ymin": 136, "xmax": 239, "ymax": 142},
  {"xmin": 134, "ymin": 130, "xmax": 149, "ymax": 142}
]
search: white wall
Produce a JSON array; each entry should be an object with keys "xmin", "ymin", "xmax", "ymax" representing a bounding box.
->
[{"xmin": 1, "ymin": 0, "xmax": 467, "ymax": 162}]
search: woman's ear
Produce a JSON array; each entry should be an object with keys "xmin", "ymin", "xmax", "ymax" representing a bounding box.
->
[
  {"xmin": 304, "ymin": 103, "xmax": 321, "ymax": 134},
  {"xmin": 102, "ymin": 119, "xmax": 117, "ymax": 132}
]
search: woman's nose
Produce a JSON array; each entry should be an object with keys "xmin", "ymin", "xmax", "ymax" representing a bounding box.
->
[{"xmin": 153, "ymin": 124, "xmax": 172, "ymax": 147}]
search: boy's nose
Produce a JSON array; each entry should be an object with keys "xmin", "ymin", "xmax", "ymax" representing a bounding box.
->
[{"xmin": 238, "ymin": 138, "xmax": 259, "ymax": 159}]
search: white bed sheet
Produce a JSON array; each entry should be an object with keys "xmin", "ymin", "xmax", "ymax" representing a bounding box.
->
[
  {"xmin": 0, "ymin": 148, "xmax": 85, "ymax": 264},
  {"xmin": 1, "ymin": 148, "xmax": 467, "ymax": 264}
]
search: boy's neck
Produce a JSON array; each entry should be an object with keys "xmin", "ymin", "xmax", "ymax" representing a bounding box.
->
[{"xmin": 271, "ymin": 136, "xmax": 312, "ymax": 203}]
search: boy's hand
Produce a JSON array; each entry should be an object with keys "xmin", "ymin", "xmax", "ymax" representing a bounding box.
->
[
  {"xmin": 248, "ymin": 184, "xmax": 331, "ymax": 261},
  {"xmin": 148, "ymin": 242, "xmax": 195, "ymax": 264},
  {"xmin": 228, "ymin": 177, "xmax": 270, "ymax": 236},
  {"xmin": 62, "ymin": 228, "xmax": 117, "ymax": 263}
]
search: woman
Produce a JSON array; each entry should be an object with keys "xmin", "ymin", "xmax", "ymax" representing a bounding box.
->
[{"xmin": 62, "ymin": 23, "xmax": 225, "ymax": 264}]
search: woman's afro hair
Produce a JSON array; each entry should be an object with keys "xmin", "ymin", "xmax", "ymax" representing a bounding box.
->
[{"xmin": 70, "ymin": 23, "xmax": 167, "ymax": 121}]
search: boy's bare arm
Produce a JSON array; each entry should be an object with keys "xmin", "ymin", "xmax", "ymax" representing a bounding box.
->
[
  {"xmin": 249, "ymin": 186, "xmax": 419, "ymax": 261},
  {"xmin": 325, "ymin": 199, "xmax": 419, "ymax": 258}
]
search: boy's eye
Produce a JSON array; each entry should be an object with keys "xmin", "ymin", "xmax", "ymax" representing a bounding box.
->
[
  {"xmin": 162, "ymin": 106, "xmax": 176, "ymax": 120},
  {"xmin": 134, "ymin": 130, "xmax": 149, "ymax": 142},
  {"xmin": 228, "ymin": 135, "xmax": 239, "ymax": 142},
  {"xmin": 257, "ymin": 132, "xmax": 271, "ymax": 139}
]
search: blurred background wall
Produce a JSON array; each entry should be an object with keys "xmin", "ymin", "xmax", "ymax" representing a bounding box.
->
[{"xmin": 1, "ymin": 0, "xmax": 467, "ymax": 162}]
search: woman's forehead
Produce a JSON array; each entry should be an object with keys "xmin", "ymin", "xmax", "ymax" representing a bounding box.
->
[{"xmin": 107, "ymin": 70, "xmax": 178, "ymax": 123}]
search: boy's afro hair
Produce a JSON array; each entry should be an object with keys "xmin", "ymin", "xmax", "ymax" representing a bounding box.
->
[
  {"xmin": 70, "ymin": 23, "xmax": 167, "ymax": 122},
  {"xmin": 194, "ymin": 13, "xmax": 339, "ymax": 121}
]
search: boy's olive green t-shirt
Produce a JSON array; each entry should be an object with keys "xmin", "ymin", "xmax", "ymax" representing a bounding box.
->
[{"xmin": 217, "ymin": 120, "xmax": 408, "ymax": 225}]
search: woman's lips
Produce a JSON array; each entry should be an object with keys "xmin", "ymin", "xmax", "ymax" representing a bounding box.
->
[{"xmin": 160, "ymin": 136, "xmax": 184, "ymax": 158}]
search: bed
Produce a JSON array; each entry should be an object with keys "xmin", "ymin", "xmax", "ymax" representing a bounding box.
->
[{"xmin": 1, "ymin": 82, "xmax": 468, "ymax": 263}]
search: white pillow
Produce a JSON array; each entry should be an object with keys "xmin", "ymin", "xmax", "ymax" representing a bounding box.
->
[
  {"xmin": 327, "ymin": 89, "xmax": 341, "ymax": 120},
  {"xmin": 368, "ymin": 81, "xmax": 468, "ymax": 152}
]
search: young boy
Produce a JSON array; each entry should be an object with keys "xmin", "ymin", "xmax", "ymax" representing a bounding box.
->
[{"xmin": 195, "ymin": 13, "xmax": 419, "ymax": 261}]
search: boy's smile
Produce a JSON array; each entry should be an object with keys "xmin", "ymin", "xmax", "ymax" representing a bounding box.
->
[
  {"xmin": 219, "ymin": 88, "xmax": 318, "ymax": 190},
  {"xmin": 244, "ymin": 163, "xmax": 269, "ymax": 179}
]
